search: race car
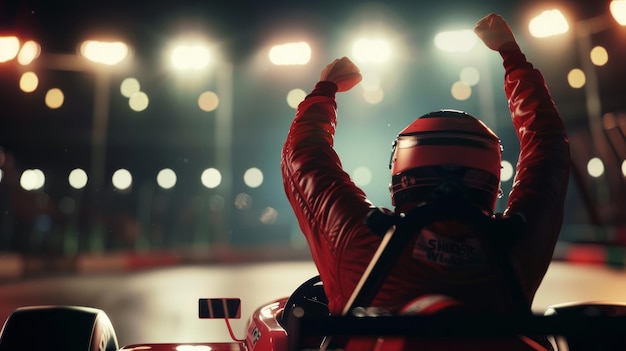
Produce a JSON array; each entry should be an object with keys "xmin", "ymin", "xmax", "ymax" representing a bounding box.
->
[
  {"xmin": 2, "ymin": 202, "xmax": 626, "ymax": 351},
  {"xmin": 2, "ymin": 276, "xmax": 626, "ymax": 351}
]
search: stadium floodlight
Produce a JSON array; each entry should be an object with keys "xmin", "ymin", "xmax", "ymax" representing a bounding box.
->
[
  {"xmin": 0, "ymin": 36, "xmax": 20, "ymax": 63},
  {"xmin": 528, "ymin": 9, "xmax": 570, "ymax": 38},
  {"xmin": 170, "ymin": 43, "xmax": 211, "ymax": 70},
  {"xmin": 80, "ymin": 40, "xmax": 130, "ymax": 65},
  {"xmin": 434, "ymin": 30, "xmax": 477, "ymax": 53},
  {"xmin": 611, "ymin": 0, "xmax": 626, "ymax": 25},
  {"xmin": 351, "ymin": 37, "xmax": 391, "ymax": 64},
  {"xmin": 268, "ymin": 42, "xmax": 311, "ymax": 65}
]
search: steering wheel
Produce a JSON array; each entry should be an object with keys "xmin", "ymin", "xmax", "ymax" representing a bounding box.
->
[{"xmin": 280, "ymin": 275, "xmax": 329, "ymax": 329}]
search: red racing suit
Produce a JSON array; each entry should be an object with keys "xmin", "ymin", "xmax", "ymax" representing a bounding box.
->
[{"xmin": 281, "ymin": 44, "xmax": 569, "ymax": 347}]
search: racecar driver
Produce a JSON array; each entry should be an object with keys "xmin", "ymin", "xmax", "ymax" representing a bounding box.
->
[{"xmin": 281, "ymin": 13, "xmax": 569, "ymax": 350}]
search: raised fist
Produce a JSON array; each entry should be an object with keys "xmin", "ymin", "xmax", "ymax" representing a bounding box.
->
[
  {"xmin": 474, "ymin": 13, "xmax": 517, "ymax": 51},
  {"xmin": 319, "ymin": 57, "xmax": 362, "ymax": 92}
]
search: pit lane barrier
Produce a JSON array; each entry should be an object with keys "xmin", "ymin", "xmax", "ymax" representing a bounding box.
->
[
  {"xmin": 1, "ymin": 241, "xmax": 625, "ymax": 280},
  {"xmin": 0, "ymin": 245, "xmax": 313, "ymax": 279}
]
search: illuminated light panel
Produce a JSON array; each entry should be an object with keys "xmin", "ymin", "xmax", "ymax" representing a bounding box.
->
[
  {"xmin": 19, "ymin": 71, "xmax": 39, "ymax": 93},
  {"xmin": 268, "ymin": 42, "xmax": 311, "ymax": 65},
  {"xmin": 45, "ymin": 88, "xmax": 64, "ymax": 109},
  {"xmin": 157, "ymin": 168, "xmax": 177, "ymax": 189},
  {"xmin": 434, "ymin": 30, "xmax": 477, "ymax": 53},
  {"xmin": 201, "ymin": 168, "xmax": 222, "ymax": 188},
  {"xmin": 112, "ymin": 169, "xmax": 133, "ymax": 190},
  {"xmin": 171, "ymin": 44, "xmax": 211, "ymax": 70},
  {"xmin": 69, "ymin": 168, "xmax": 88, "ymax": 189},
  {"xmin": 243, "ymin": 167, "xmax": 263, "ymax": 188},
  {"xmin": 120, "ymin": 77, "xmax": 141, "ymax": 97},
  {"xmin": 17, "ymin": 40, "xmax": 41, "ymax": 65},
  {"xmin": 567, "ymin": 68, "xmax": 586, "ymax": 89},
  {"xmin": 80, "ymin": 40, "xmax": 129, "ymax": 65},
  {"xmin": 611, "ymin": 0, "xmax": 626, "ymax": 25},
  {"xmin": 0, "ymin": 36, "xmax": 20, "ymax": 62},
  {"xmin": 286, "ymin": 89, "xmax": 306, "ymax": 109},
  {"xmin": 622, "ymin": 159, "xmax": 626, "ymax": 177},
  {"xmin": 590, "ymin": 46, "xmax": 608, "ymax": 66},
  {"xmin": 587, "ymin": 157, "xmax": 605, "ymax": 178},
  {"xmin": 352, "ymin": 38, "xmax": 391, "ymax": 63},
  {"xmin": 198, "ymin": 91, "xmax": 219, "ymax": 112},
  {"xmin": 129, "ymin": 91, "xmax": 149, "ymax": 111},
  {"xmin": 528, "ymin": 10, "xmax": 569, "ymax": 38},
  {"xmin": 450, "ymin": 81, "xmax": 471, "ymax": 101}
]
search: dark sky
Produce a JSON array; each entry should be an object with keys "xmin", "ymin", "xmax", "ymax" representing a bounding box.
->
[
  {"xmin": 0, "ymin": 0, "xmax": 622, "ymax": 172},
  {"xmin": 1, "ymin": 0, "xmax": 610, "ymax": 57},
  {"xmin": 0, "ymin": 0, "xmax": 624, "ymax": 228}
]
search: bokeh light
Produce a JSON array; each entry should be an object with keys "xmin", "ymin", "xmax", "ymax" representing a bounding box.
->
[
  {"xmin": 120, "ymin": 77, "xmax": 141, "ymax": 97},
  {"xmin": 611, "ymin": 0, "xmax": 626, "ymax": 25},
  {"xmin": 352, "ymin": 38, "xmax": 391, "ymax": 63},
  {"xmin": 17, "ymin": 40, "xmax": 41, "ymax": 65},
  {"xmin": 243, "ymin": 167, "xmax": 264, "ymax": 188},
  {"xmin": 20, "ymin": 169, "xmax": 45, "ymax": 191},
  {"xmin": 235, "ymin": 193, "xmax": 253, "ymax": 210},
  {"xmin": 80, "ymin": 40, "xmax": 129, "ymax": 65},
  {"xmin": 112, "ymin": 169, "xmax": 133, "ymax": 190},
  {"xmin": 590, "ymin": 46, "xmax": 608, "ymax": 66},
  {"xmin": 501, "ymin": 160, "xmax": 514, "ymax": 182},
  {"xmin": 198, "ymin": 91, "xmax": 219, "ymax": 112},
  {"xmin": 19, "ymin": 72, "xmax": 39, "ymax": 93},
  {"xmin": 129, "ymin": 91, "xmax": 149, "ymax": 111},
  {"xmin": 68, "ymin": 168, "xmax": 88, "ymax": 189},
  {"xmin": 171, "ymin": 44, "xmax": 211, "ymax": 70},
  {"xmin": 451, "ymin": 81, "xmax": 471, "ymax": 100},
  {"xmin": 0, "ymin": 36, "xmax": 20, "ymax": 62},
  {"xmin": 460, "ymin": 67, "xmax": 480, "ymax": 86},
  {"xmin": 157, "ymin": 168, "xmax": 177, "ymax": 189},
  {"xmin": 434, "ymin": 30, "xmax": 477, "ymax": 53},
  {"xmin": 587, "ymin": 157, "xmax": 605, "ymax": 178},
  {"xmin": 260, "ymin": 207, "xmax": 278, "ymax": 224},
  {"xmin": 45, "ymin": 88, "xmax": 64, "ymax": 109},
  {"xmin": 352, "ymin": 166, "xmax": 372, "ymax": 186},
  {"xmin": 286, "ymin": 89, "xmax": 306, "ymax": 109},
  {"xmin": 201, "ymin": 168, "xmax": 222, "ymax": 188},
  {"xmin": 567, "ymin": 69, "xmax": 586, "ymax": 89},
  {"xmin": 363, "ymin": 87, "xmax": 384, "ymax": 104},
  {"xmin": 528, "ymin": 9, "xmax": 569, "ymax": 38}
]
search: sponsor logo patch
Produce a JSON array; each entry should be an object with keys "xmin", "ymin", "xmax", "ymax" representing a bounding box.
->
[{"xmin": 412, "ymin": 229, "xmax": 488, "ymax": 267}]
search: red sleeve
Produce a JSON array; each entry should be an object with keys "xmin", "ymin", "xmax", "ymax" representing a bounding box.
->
[
  {"xmin": 500, "ymin": 44, "xmax": 571, "ymax": 302},
  {"xmin": 281, "ymin": 82, "xmax": 380, "ymax": 313}
]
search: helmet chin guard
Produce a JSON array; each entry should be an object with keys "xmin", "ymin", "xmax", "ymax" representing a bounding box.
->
[{"xmin": 389, "ymin": 109, "xmax": 502, "ymax": 212}]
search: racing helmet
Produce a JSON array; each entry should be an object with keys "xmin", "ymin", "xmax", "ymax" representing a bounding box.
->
[{"xmin": 389, "ymin": 109, "xmax": 502, "ymax": 212}]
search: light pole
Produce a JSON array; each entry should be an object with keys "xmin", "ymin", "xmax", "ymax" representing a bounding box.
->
[{"xmin": 167, "ymin": 39, "xmax": 234, "ymax": 248}]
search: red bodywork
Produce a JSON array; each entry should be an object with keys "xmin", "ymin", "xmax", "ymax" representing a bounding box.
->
[{"xmin": 119, "ymin": 297, "xmax": 290, "ymax": 351}]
